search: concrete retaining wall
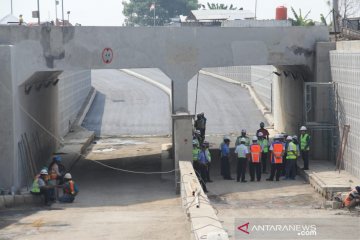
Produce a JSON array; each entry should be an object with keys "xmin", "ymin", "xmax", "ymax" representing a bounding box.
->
[
  {"xmin": 330, "ymin": 41, "xmax": 360, "ymax": 178},
  {"xmin": 251, "ymin": 65, "xmax": 275, "ymax": 111},
  {"xmin": 58, "ymin": 70, "xmax": 91, "ymax": 137},
  {"xmin": 203, "ymin": 66, "xmax": 251, "ymax": 84}
]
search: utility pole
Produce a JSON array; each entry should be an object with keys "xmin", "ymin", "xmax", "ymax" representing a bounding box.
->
[
  {"xmin": 10, "ymin": 0, "xmax": 13, "ymax": 14},
  {"xmin": 153, "ymin": 4, "xmax": 156, "ymax": 26},
  {"xmin": 55, "ymin": 0, "xmax": 58, "ymax": 23},
  {"xmin": 62, "ymin": 0, "xmax": 64, "ymax": 26},
  {"xmin": 37, "ymin": 0, "xmax": 40, "ymax": 25},
  {"xmin": 333, "ymin": 0, "xmax": 339, "ymax": 33},
  {"xmin": 254, "ymin": 0, "xmax": 258, "ymax": 19}
]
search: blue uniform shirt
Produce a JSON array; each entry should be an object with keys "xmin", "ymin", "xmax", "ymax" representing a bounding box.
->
[
  {"xmin": 221, "ymin": 143, "xmax": 230, "ymax": 157},
  {"xmin": 198, "ymin": 150, "xmax": 209, "ymax": 164}
]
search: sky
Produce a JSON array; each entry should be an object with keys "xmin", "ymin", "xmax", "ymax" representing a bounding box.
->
[{"xmin": 0, "ymin": 0, "xmax": 332, "ymax": 26}]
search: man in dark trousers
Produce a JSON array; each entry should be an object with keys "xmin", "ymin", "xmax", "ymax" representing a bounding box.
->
[
  {"xmin": 220, "ymin": 136, "xmax": 233, "ymax": 180},
  {"xmin": 266, "ymin": 134, "xmax": 285, "ymax": 182},
  {"xmin": 256, "ymin": 122, "xmax": 269, "ymax": 140},
  {"xmin": 234, "ymin": 138, "xmax": 249, "ymax": 182},
  {"xmin": 249, "ymin": 136, "xmax": 262, "ymax": 182},
  {"xmin": 300, "ymin": 126, "xmax": 311, "ymax": 170},
  {"xmin": 194, "ymin": 113, "xmax": 207, "ymax": 143},
  {"xmin": 197, "ymin": 144, "xmax": 209, "ymax": 193}
]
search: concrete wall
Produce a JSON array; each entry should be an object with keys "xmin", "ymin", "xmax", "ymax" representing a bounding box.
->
[
  {"xmin": 330, "ymin": 41, "xmax": 360, "ymax": 178},
  {"xmin": 222, "ymin": 20, "xmax": 292, "ymax": 27},
  {"xmin": 251, "ymin": 65, "xmax": 275, "ymax": 111},
  {"xmin": 58, "ymin": 70, "xmax": 91, "ymax": 137}
]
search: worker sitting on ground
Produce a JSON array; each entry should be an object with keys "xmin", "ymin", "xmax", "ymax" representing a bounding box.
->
[
  {"xmin": 30, "ymin": 169, "xmax": 55, "ymax": 206},
  {"xmin": 343, "ymin": 186, "xmax": 360, "ymax": 209},
  {"xmin": 49, "ymin": 155, "xmax": 66, "ymax": 184},
  {"xmin": 58, "ymin": 173, "xmax": 79, "ymax": 203}
]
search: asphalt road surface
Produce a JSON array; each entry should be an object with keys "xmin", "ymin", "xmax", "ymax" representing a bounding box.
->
[
  {"xmin": 82, "ymin": 70, "xmax": 171, "ymax": 137},
  {"xmin": 83, "ymin": 68, "xmax": 265, "ymax": 137}
]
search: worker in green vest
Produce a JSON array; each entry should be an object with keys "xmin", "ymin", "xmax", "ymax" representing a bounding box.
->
[
  {"xmin": 300, "ymin": 126, "xmax": 311, "ymax": 170},
  {"xmin": 258, "ymin": 132, "xmax": 269, "ymax": 174},
  {"xmin": 30, "ymin": 169, "xmax": 54, "ymax": 206},
  {"xmin": 192, "ymin": 140, "xmax": 200, "ymax": 176},
  {"xmin": 284, "ymin": 136, "xmax": 298, "ymax": 180}
]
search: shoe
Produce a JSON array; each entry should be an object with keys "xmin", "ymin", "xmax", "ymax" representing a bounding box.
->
[
  {"xmin": 263, "ymin": 171, "xmax": 268, "ymax": 174},
  {"xmin": 250, "ymin": 179, "xmax": 255, "ymax": 182},
  {"xmin": 266, "ymin": 178, "xmax": 273, "ymax": 181},
  {"xmin": 282, "ymin": 177, "xmax": 289, "ymax": 180},
  {"xmin": 204, "ymin": 189, "xmax": 209, "ymax": 193},
  {"xmin": 276, "ymin": 179, "xmax": 280, "ymax": 181},
  {"xmin": 236, "ymin": 179, "xmax": 240, "ymax": 182},
  {"xmin": 290, "ymin": 178, "xmax": 296, "ymax": 180},
  {"xmin": 257, "ymin": 179, "xmax": 261, "ymax": 182},
  {"xmin": 241, "ymin": 180, "xmax": 248, "ymax": 183}
]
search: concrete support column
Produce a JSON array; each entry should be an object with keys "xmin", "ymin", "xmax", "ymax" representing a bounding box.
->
[
  {"xmin": 172, "ymin": 113, "xmax": 194, "ymax": 194},
  {"xmin": 171, "ymin": 80, "xmax": 189, "ymax": 113},
  {"xmin": 0, "ymin": 46, "xmax": 16, "ymax": 191}
]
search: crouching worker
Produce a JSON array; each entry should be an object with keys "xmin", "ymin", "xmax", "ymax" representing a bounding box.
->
[
  {"xmin": 343, "ymin": 186, "xmax": 360, "ymax": 209},
  {"xmin": 30, "ymin": 169, "xmax": 55, "ymax": 206},
  {"xmin": 58, "ymin": 173, "xmax": 79, "ymax": 203}
]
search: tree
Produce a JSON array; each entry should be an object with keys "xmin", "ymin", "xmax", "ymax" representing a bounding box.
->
[
  {"xmin": 338, "ymin": 0, "xmax": 360, "ymax": 18},
  {"xmin": 122, "ymin": 0, "xmax": 198, "ymax": 26},
  {"xmin": 289, "ymin": 7, "xmax": 315, "ymax": 26},
  {"xmin": 206, "ymin": 2, "xmax": 237, "ymax": 10}
]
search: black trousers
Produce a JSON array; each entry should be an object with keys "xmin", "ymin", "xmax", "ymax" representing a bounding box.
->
[
  {"xmin": 237, "ymin": 158, "xmax": 247, "ymax": 181},
  {"xmin": 301, "ymin": 150, "xmax": 309, "ymax": 170},
  {"xmin": 285, "ymin": 159, "xmax": 296, "ymax": 179},
  {"xmin": 221, "ymin": 156, "xmax": 231, "ymax": 179},
  {"xmin": 269, "ymin": 163, "xmax": 283, "ymax": 181},
  {"xmin": 249, "ymin": 162, "xmax": 262, "ymax": 181},
  {"xmin": 31, "ymin": 188, "xmax": 51, "ymax": 204},
  {"xmin": 261, "ymin": 152, "xmax": 268, "ymax": 173},
  {"xmin": 206, "ymin": 162, "xmax": 211, "ymax": 181},
  {"xmin": 193, "ymin": 161, "xmax": 207, "ymax": 191}
]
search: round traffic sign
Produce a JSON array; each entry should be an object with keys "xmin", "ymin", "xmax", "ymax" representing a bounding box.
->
[{"xmin": 102, "ymin": 48, "xmax": 113, "ymax": 64}]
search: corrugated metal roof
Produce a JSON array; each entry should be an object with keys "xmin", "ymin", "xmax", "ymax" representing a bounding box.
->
[{"xmin": 190, "ymin": 10, "xmax": 255, "ymax": 21}]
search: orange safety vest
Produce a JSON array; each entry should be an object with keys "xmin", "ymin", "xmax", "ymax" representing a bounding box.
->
[
  {"xmin": 65, "ymin": 180, "xmax": 75, "ymax": 195},
  {"xmin": 271, "ymin": 143, "xmax": 283, "ymax": 164},
  {"xmin": 250, "ymin": 144, "xmax": 261, "ymax": 163}
]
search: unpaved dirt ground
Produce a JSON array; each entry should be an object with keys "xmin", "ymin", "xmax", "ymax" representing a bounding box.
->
[{"xmin": 0, "ymin": 137, "xmax": 190, "ymax": 240}]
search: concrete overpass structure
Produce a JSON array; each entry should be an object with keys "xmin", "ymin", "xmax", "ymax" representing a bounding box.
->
[{"xmin": 0, "ymin": 26, "xmax": 330, "ymax": 190}]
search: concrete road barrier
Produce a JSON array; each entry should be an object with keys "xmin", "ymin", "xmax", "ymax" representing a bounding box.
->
[{"xmin": 179, "ymin": 161, "xmax": 229, "ymax": 240}]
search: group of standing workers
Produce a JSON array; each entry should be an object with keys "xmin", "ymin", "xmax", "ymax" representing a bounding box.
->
[
  {"xmin": 192, "ymin": 114, "xmax": 311, "ymax": 193},
  {"xmin": 30, "ymin": 155, "xmax": 79, "ymax": 206},
  {"xmin": 221, "ymin": 123, "xmax": 311, "ymax": 183}
]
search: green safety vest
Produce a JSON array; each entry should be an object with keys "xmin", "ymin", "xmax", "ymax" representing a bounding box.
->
[
  {"xmin": 259, "ymin": 139, "xmax": 269, "ymax": 153},
  {"xmin": 235, "ymin": 136, "xmax": 250, "ymax": 146},
  {"xmin": 206, "ymin": 149, "xmax": 211, "ymax": 162},
  {"xmin": 286, "ymin": 142, "xmax": 298, "ymax": 160},
  {"xmin": 31, "ymin": 177, "xmax": 40, "ymax": 193},
  {"xmin": 300, "ymin": 134, "xmax": 310, "ymax": 151},
  {"xmin": 192, "ymin": 148, "xmax": 200, "ymax": 161}
]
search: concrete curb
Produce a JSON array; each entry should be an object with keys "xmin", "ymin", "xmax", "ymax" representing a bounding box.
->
[
  {"xmin": 180, "ymin": 161, "xmax": 229, "ymax": 240},
  {"xmin": 120, "ymin": 69, "xmax": 172, "ymax": 99},
  {"xmin": 75, "ymin": 87, "xmax": 97, "ymax": 127},
  {"xmin": 199, "ymin": 70, "xmax": 274, "ymax": 126},
  {"xmin": 0, "ymin": 194, "xmax": 43, "ymax": 209}
]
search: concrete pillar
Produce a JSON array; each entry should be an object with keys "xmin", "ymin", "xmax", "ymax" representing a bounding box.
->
[
  {"xmin": 172, "ymin": 113, "xmax": 194, "ymax": 194},
  {"xmin": 171, "ymin": 79, "xmax": 189, "ymax": 113},
  {"xmin": 0, "ymin": 46, "xmax": 16, "ymax": 191}
]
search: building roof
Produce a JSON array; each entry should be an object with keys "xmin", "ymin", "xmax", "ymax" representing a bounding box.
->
[
  {"xmin": 0, "ymin": 14, "xmax": 19, "ymax": 25},
  {"xmin": 189, "ymin": 10, "xmax": 255, "ymax": 21}
]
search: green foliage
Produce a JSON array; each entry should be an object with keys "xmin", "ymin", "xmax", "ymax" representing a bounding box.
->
[
  {"xmin": 320, "ymin": 13, "xmax": 328, "ymax": 26},
  {"xmin": 289, "ymin": 7, "xmax": 315, "ymax": 26},
  {"xmin": 122, "ymin": 0, "xmax": 198, "ymax": 26},
  {"xmin": 206, "ymin": 2, "xmax": 237, "ymax": 10}
]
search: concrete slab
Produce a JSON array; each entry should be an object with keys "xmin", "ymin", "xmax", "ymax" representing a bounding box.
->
[
  {"xmin": 297, "ymin": 159, "xmax": 359, "ymax": 199},
  {"xmin": 0, "ymin": 196, "xmax": 5, "ymax": 209},
  {"xmin": 3, "ymin": 195, "xmax": 14, "ymax": 208}
]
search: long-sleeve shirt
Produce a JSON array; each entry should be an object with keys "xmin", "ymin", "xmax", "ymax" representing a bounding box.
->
[
  {"xmin": 198, "ymin": 150, "xmax": 209, "ymax": 164},
  {"xmin": 220, "ymin": 143, "xmax": 230, "ymax": 157}
]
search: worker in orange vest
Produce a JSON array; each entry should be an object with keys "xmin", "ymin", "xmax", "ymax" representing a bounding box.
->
[
  {"xmin": 249, "ymin": 136, "xmax": 262, "ymax": 182},
  {"xmin": 58, "ymin": 173, "xmax": 79, "ymax": 203},
  {"xmin": 343, "ymin": 186, "xmax": 360, "ymax": 209},
  {"xmin": 266, "ymin": 134, "xmax": 285, "ymax": 181}
]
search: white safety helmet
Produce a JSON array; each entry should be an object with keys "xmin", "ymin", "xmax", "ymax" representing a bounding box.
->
[
  {"xmin": 64, "ymin": 173, "xmax": 72, "ymax": 179},
  {"xmin": 274, "ymin": 134, "xmax": 281, "ymax": 139},
  {"xmin": 240, "ymin": 138, "xmax": 246, "ymax": 143},
  {"xmin": 257, "ymin": 132, "xmax": 264, "ymax": 137},
  {"xmin": 300, "ymin": 126, "xmax": 307, "ymax": 131},
  {"xmin": 292, "ymin": 135, "xmax": 298, "ymax": 140},
  {"xmin": 252, "ymin": 136, "xmax": 258, "ymax": 141},
  {"xmin": 40, "ymin": 169, "xmax": 48, "ymax": 175},
  {"xmin": 286, "ymin": 136, "xmax": 293, "ymax": 141},
  {"xmin": 195, "ymin": 130, "xmax": 201, "ymax": 134},
  {"xmin": 224, "ymin": 136, "xmax": 230, "ymax": 141}
]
